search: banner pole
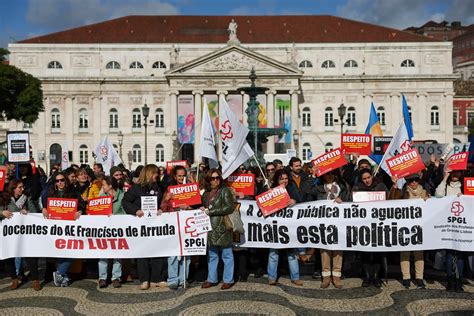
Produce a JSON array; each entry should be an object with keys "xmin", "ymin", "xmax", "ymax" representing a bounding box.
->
[
  {"xmin": 252, "ymin": 155, "xmax": 269, "ymax": 187},
  {"xmin": 183, "ymin": 256, "xmax": 186, "ymax": 289}
]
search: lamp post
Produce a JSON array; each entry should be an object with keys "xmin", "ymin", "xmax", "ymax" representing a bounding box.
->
[
  {"xmin": 142, "ymin": 103, "xmax": 150, "ymax": 165},
  {"xmin": 118, "ymin": 130, "xmax": 124, "ymax": 160},
  {"xmin": 292, "ymin": 129, "xmax": 299, "ymax": 156},
  {"xmin": 127, "ymin": 151, "xmax": 133, "ymax": 170},
  {"xmin": 171, "ymin": 130, "xmax": 178, "ymax": 160},
  {"xmin": 337, "ymin": 103, "xmax": 347, "ymax": 135}
]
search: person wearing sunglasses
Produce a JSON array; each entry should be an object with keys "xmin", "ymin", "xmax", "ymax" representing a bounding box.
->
[
  {"xmin": 265, "ymin": 162, "xmax": 276, "ymax": 187},
  {"xmin": 200, "ymin": 168, "xmax": 236, "ymax": 290}
]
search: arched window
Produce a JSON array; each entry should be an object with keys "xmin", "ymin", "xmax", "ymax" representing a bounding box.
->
[
  {"xmin": 302, "ymin": 107, "xmax": 311, "ymax": 127},
  {"xmin": 109, "ymin": 108, "xmax": 118, "ymax": 128},
  {"xmin": 325, "ymin": 142, "xmax": 333, "ymax": 153},
  {"xmin": 347, "ymin": 107, "xmax": 356, "ymax": 126},
  {"xmin": 377, "ymin": 106, "xmax": 386, "ymax": 126},
  {"xmin": 47, "ymin": 61, "xmax": 62, "ymax": 69},
  {"xmin": 156, "ymin": 144, "xmax": 165, "ymax": 162},
  {"xmin": 152, "ymin": 61, "xmax": 167, "ymax": 69},
  {"xmin": 344, "ymin": 60, "xmax": 358, "ymax": 68},
  {"xmin": 155, "ymin": 108, "xmax": 164, "ymax": 128},
  {"xmin": 79, "ymin": 145, "xmax": 88, "ymax": 164},
  {"xmin": 51, "ymin": 108, "xmax": 60, "ymax": 129},
  {"xmin": 298, "ymin": 60, "xmax": 313, "ymax": 68},
  {"xmin": 106, "ymin": 61, "xmax": 121, "ymax": 69},
  {"xmin": 431, "ymin": 106, "xmax": 440, "ymax": 126},
  {"xmin": 321, "ymin": 60, "xmax": 336, "ymax": 68},
  {"xmin": 78, "ymin": 108, "xmax": 88, "ymax": 129},
  {"xmin": 302, "ymin": 143, "xmax": 311, "ymax": 161},
  {"xmin": 324, "ymin": 107, "xmax": 334, "ymax": 126},
  {"xmin": 129, "ymin": 61, "xmax": 144, "ymax": 69},
  {"xmin": 401, "ymin": 59, "xmax": 415, "ymax": 67},
  {"xmin": 132, "ymin": 108, "xmax": 141, "ymax": 128},
  {"xmin": 132, "ymin": 144, "xmax": 142, "ymax": 163}
]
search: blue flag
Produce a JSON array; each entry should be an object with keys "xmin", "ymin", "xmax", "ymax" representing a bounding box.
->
[
  {"xmin": 365, "ymin": 102, "xmax": 383, "ymax": 164},
  {"xmin": 402, "ymin": 95, "xmax": 414, "ymax": 140}
]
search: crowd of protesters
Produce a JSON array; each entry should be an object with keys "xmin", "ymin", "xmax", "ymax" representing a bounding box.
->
[{"xmin": 0, "ymin": 152, "xmax": 473, "ymax": 293}]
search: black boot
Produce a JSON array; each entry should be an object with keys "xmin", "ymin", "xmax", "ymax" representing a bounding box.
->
[
  {"xmin": 362, "ymin": 264, "xmax": 371, "ymax": 287},
  {"xmin": 446, "ymin": 276, "xmax": 456, "ymax": 292},
  {"xmin": 373, "ymin": 264, "xmax": 382, "ymax": 288},
  {"xmin": 455, "ymin": 278, "xmax": 464, "ymax": 293}
]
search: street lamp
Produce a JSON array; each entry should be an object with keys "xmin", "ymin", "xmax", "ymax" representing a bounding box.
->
[
  {"xmin": 127, "ymin": 150, "xmax": 133, "ymax": 170},
  {"xmin": 171, "ymin": 130, "xmax": 178, "ymax": 160},
  {"xmin": 337, "ymin": 103, "xmax": 347, "ymax": 135},
  {"xmin": 118, "ymin": 130, "xmax": 124, "ymax": 160},
  {"xmin": 141, "ymin": 103, "xmax": 150, "ymax": 165},
  {"xmin": 292, "ymin": 129, "xmax": 299, "ymax": 156}
]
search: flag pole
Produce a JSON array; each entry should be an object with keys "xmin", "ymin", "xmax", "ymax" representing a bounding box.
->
[{"xmin": 251, "ymin": 155, "xmax": 269, "ymax": 187}]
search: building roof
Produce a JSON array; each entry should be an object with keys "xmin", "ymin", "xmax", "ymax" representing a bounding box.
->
[{"xmin": 17, "ymin": 15, "xmax": 438, "ymax": 44}]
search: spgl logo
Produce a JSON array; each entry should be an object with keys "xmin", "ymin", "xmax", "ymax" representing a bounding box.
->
[{"xmin": 448, "ymin": 201, "xmax": 467, "ymax": 224}]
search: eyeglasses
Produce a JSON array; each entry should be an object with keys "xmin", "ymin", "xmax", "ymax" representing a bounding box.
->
[
  {"xmin": 55, "ymin": 178, "xmax": 65, "ymax": 183},
  {"xmin": 210, "ymin": 176, "xmax": 220, "ymax": 181}
]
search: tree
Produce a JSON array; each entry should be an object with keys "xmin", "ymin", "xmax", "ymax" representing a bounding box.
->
[{"xmin": 0, "ymin": 49, "xmax": 44, "ymax": 123}]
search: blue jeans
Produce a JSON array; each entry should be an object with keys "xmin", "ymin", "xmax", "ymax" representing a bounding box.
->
[
  {"xmin": 167, "ymin": 256, "xmax": 190, "ymax": 286},
  {"xmin": 57, "ymin": 258, "xmax": 73, "ymax": 277},
  {"xmin": 207, "ymin": 246, "xmax": 234, "ymax": 284},
  {"xmin": 267, "ymin": 249, "xmax": 300, "ymax": 281},
  {"xmin": 446, "ymin": 250, "xmax": 464, "ymax": 277},
  {"xmin": 98, "ymin": 259, "xmax": 122, "ymax": 280}
]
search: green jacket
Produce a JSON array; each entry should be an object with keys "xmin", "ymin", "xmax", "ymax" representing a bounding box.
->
[
  {"xmin": 202, "ymin": 186, "xmax": 235, "ymax": 247},
  {"xmin": 100, "ymin": 189, "xmax": 126, "ymax": 215},
  {"xmin": 7, "ymin": 195, "xmax": 39, "ymax": 214}
]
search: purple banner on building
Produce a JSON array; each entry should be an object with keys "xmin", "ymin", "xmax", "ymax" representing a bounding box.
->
[{"xmin": 178, "ymin": 95, "xmax": 195, "ymax": 144}]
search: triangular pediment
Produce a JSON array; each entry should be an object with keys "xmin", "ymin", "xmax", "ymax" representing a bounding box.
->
[{"xmin": 166, "ymin": 45, "xmax": 302, "ymax": 78}]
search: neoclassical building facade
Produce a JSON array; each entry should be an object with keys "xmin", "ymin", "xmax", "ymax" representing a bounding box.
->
[{"xmin": 7, "ymin": 15, "xmax": 455, "ymax": 170}]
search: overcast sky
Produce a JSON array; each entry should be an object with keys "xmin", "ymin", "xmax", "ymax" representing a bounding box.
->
[{"xmin": 1, "ymin": 0, "xmax": 474, "ymax": 49}]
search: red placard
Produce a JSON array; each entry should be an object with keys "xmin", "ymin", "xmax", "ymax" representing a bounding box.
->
[
  {"xmin": 464, "ymin": 178, "xmax": 474, "ymax": 196},
  {"xmin": 166, "ymin": 160, "xmax": 188, "ymax": 174},
  {"xmin": 47, "ymin": 198, "xmax": 78, "ymax": 220},
  {"xmin": 0, "ymin": 166, "xmax": 6, "ymax": 191},
  {"xmin": 87, "ymin": 196, "xmax": 113, "ymax": 215},
  {"xmin": 311, "ymin": 148, "xmax": 348, "ymax": 177},
  {"xmin": 226, "ymin": 173, "xmax": 255, "ymax": 196},
  {"xmin": 167, "ymin": 183, "xmax": 202, "ymax": 208},
  {"xmin": 386, "ymin": 149, "xmax": 425, "ymax": 178},
  {"xmin": 256, "ymin": 185, "xmax": 291, "ymax": 217},
  {"xmin": 352, "ymin": 191, "xmax": 386, "ymax": 202},
  {"xmin": 341, "ymin": 134, "xmax": 372, "ymax": 155},
  {"xmin": 445, "ymin": 152, "xmax": 468, "ymax": 171}
]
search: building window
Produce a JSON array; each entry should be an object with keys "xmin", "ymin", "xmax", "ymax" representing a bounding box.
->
[
  {"xmin": 106, "ymin": 61, "xmax": 121, "ymax": 69},
  {"xmin": 453, "ymin": 110, "xmax": 459, "ymax": 126},
  {"xmin": 51, "ymin": 108, "xmax": 60, "ymax": 128},
  {"xmin": 79, "ymin": 108, "xmax": 88, "ymax": 129},
  {"xmin": 155, "ymin": 108, "xmax": 164, "ymax": 128},
  {"xmin": 156, "ymin": 144, "xmax": 164, "ymax": 162},
  {"xmin": 401, "ymin": 59, "xmax": 415, "ymax": 67},
  {"xmin": 324, "ymin": 107, "xmax": 334, "ymax": 126},
  {"xmin": 377, "ymin": 106, "xmax": 386, "ymax": 126},
  {"xmin": 347, "ymin": 107, "xmax": 356, "ymax": 126},
  {"xmin": 325, "ymin": 142, "xmax": 333, "ymax": 152},
  {"xmin": 344, "ymin": 60, "xmax": 358, "ymax": 68},
  {"xmin": 132, "ymin": 108, "xmax": 141, "ymax": 128},
  {"xmin": 132, "ymin": 144, "xmax": 142, "ymax": 163},
  {"xmin": 152, "ymin": 61, "xmax": 167, "ymax": 69},
  {"xmin": 302, "ymin": 107, "xmax": 311, "ymax": 127},
  {"xmin": 302, "ymin": 143, "xmax": 311, "ymax": 161},
  {"xmin": 47, "ymin": 61, "xmax": 62, "ymax": 69},
  {"xmin": 298, "ymin": 60, "xmax": 313, "ymax": 68},
  {"xmin": 79, "ymin": 145, "xmax": 88, "ymax": 164},
  {"xmin": 109, "ymin": 108, "xmax": 118, "ymax": 128},
  {"xmin": 431, "ymin": 106, "xmax": 440, "ymax": 126},
  {"xmin": 321, "ymin": 60, "xmax": 336, "ymax": 68},
  {"xmin": 130, "ymin": 61, "xmax": 144, "ymax": 69},
  {"xmin": 407, "ymin": 106, "xmax": 413, "ymax": 122}
]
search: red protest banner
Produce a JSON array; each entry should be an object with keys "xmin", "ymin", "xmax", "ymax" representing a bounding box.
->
[
  {"xmin": 166, "ymin": 160, "xmax": 188, "ymax": 174},
  {"xmin": 0, "ymin": 166, "xmax": 6, "ymax": 191},
  {"xmin": 87, "ymin": 196, "xmax": 112, "ymax": 215},
  {"xmin": 445, "ymin": 152, "xmax": 468, "ymax": 171},
  {"xmin": 167, "ymin": 183, "xmax": 202, "ymax": 208},
  {"xmin": 464, "ymin": 177, "xmax": 474, "ymax": 196},
  {"xmin": 386, "ymin": 148, "xmax": 425, "ymax": 178},
  {"xmin": 311, "ymin": 148, "xmax": 348, "ymax": 177},
  {"xmin": 341, "ymin": 134, "xmax": 372, "ymax": 155},
  {"xmin": 256, "ymin": 185, "xmax": 290, "ymax": 217},
  {"xmin": 226, "ymin": 173, "xmax": 255, "ymax": 196},
  {"xmin": 47, "ymin": 198, "xmax": 78, "ymax": 220},
  {"xmin": 352, "ymin": 191, "xmax": 386, "ymax": 202}
]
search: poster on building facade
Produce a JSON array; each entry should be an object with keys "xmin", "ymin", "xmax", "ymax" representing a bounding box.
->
[
  {"xmin": 177, "ymin": 95, "xmax": 195, "ymax": 144},
  {"xmin": 204, "ymin": 94, "xmax": 219, "ymax": 136},
  {"xmin": 274, "ymin": 95, "xmax": 291, "ymax": 144},
  {"xmin": 257, "ymin": 95, "xmax": 267, "ymax": 128}
]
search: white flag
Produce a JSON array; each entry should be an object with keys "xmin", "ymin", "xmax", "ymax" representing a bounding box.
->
[
  {"xmin": 219, "ymin": 96, "xmax": 254, "ymax": 179},
  {"xmin": 95, "ymin": 136, "xmax": 122, "ymax": 175},
  {"xmin": 199, "ymin": 98, "xmax": 218, "ymax": 168},
  {"xmin": 61, "ymin": 143, "xmax": 70, "ymax": 170}
]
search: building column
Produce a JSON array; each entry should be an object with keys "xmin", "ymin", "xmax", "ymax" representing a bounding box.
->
[
  {"xmin": 389, "ymin": 93, "xmax": 399, "ymax": 135},
  {"xmin": 193, "ymin": 90, "xmax": 203, "ymax": 163},
  {"xmin": 169, "ymin": 91, "xmax": 179, "ymax": 161},
  {"xmin": 444, "ymin": 92, "xmax": 454, "ymax": 143},
  {"xmin": 37, "ymin": 100, "xmax": 47, "ymax": 170},
  {"xmin": 64, "ymin": 96, "xmax": 74, "ymax": 161},
  {"xmin": 92, "ymin": 96, "xmax": 102, "ymax": 145},
  {"xmin": 290, "ymin": 90, "xmax": 300, "ymax": 151},
  {"xmin": 266, "ymin": 90, "xmax": 276, "ymax": 154},
  {"xmin": 242, "ymin": 92, "xmax": 249, "ymax": 127}
]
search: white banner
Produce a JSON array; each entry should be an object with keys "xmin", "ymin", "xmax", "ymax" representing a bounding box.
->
[
  {"xmin": 238, "ymin": 196, "xmax": 474, "ymax": 252},
  {"xmin": 199, "ymin": 98, "xmax": 218, "ymax": 168},
  {"xmin": 0, "ymin": 211, "xmax": 207, "ymax": 259},
  {"xmin": 94, "ymin": 136, "xmax": 122, "ymax": 175}
]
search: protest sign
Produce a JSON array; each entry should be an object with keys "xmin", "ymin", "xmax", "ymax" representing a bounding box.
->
[
  {"xmin": 352, "ymin": 191, "xmax": 386, "ymax": 202},
  {"xmin": 341, "ymin": 134, "xmax": 372, "ymax": 155},
  {"xmin": 167, "ymin": 183, "xmax": 202, "ymax": 208},
  {"xmin": 87, "ymin": 196, "xmax": 112, "ymax": 216},
  {"xmin": 255, "ymin": 185, "xmax": 290, "ymax": 217},
  {"xmin": 0, "ymin": 167, "xmax": 6, "ymax": 191},
  {"xmin": 7, "ymin": 131, "xmax": 30, "ymax": 163},
  {"xmin": 47, "ymin": 198, "xmax": 78, "ymax": 220},
  {"xmin": 226, "ymin": 174, "xmax": 255, "ymax": 196},
  {"xmin": 166, "ymin": 160, "xmax": 188, "ymax": 173},
  {"xmin": 141, "ymin": 196, "xmax": 158, "ymax": 218},
  {"xmin": 464, "ymin": 178, "xmax": 474, "ymax": 196},
  {"xmin": 386, "ymin": 148, "xmax": 425, "ymax": 178},
  {"xmin": 191, "ymin": 210, "xmax": 212, "ymax": 234},
  {"xmin": 311, "ymin": 148, "xmax": 348, "ymax": 177},
  {"xmin": 444, "ymin": 152, "xmax": 469, "ymax": 171},
  {"xmin": 373, "ymin": 136, "xmax": 393, "ymax": 155}
]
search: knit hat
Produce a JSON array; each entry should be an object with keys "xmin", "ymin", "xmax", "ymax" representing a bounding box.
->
[{"xmin": 110, "ymin": 166, "xmax": 122, "ymax": 176}]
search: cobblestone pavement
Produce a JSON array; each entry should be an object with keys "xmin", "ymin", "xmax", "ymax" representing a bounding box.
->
[{"xmin": 0, "ymin": 275, "xmax": 472, "ymax": 315}]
